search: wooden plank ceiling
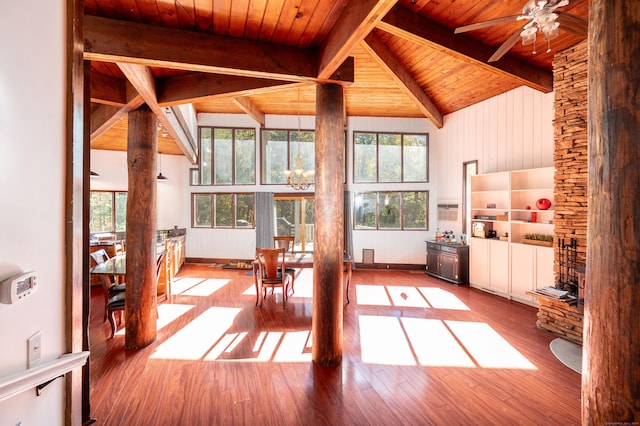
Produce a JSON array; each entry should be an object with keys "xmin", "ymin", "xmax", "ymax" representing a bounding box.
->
[{"xmin": 85, "ymin": 0, "xmax": 588, "ymax": 161}]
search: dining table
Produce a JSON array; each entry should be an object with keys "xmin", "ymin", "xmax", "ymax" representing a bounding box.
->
[{"xmin": 252, "ymin": 252, "xmax": 353, "ymax": 306}]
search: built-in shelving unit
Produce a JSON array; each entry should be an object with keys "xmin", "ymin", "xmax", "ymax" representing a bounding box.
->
[{"xmin": 469, "ymin": 167, "xmax": 555, "ymax": 306}]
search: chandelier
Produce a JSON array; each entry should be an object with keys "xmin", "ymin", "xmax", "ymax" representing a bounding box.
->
[
  {"xmin": 284, "ymin": 155, "xmax": 314, "ymax": 190},
  {"xmin": 519, "ymin": 0, "xmax": 566, "ymax": 55},
  {"xmin": 283, "ymin": 88, "xmax": 314, "ymax": 190}
]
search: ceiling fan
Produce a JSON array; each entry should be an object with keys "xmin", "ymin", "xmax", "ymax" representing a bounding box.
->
[{"xmin": 454, "ymin": 0, "xmax": 588, "ymax": 62}]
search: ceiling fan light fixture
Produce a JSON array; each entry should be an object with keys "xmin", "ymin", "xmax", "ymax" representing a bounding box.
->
[{"xmin": 520, "ymin": 27, "xmax": 537, "ymax": 46}]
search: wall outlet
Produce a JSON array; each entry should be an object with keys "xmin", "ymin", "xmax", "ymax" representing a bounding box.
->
[{"xmin": 27, "ymin": 331, "xmax": 41, "ymax": 369}]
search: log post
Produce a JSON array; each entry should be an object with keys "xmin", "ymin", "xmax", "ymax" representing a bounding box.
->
[
  {"xmin": 312, "ymin": 84, "xmax": 344, "ymax": 366},
  {"xmin": 125, "ymin": 105, "xmax": 158, "ymax": 349},
  {"xmin": 583, "ymin": 0, "xmax": 640, "ymax": 422}
]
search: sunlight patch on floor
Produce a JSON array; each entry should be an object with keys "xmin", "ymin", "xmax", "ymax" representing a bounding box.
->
[
  {"xmin": 157, "ymin": 303, "xmax": 195, "ymax": 330},
  {"xmin": 150, "ymin": 307, "xmax": 241, "ymax": 360},
  {"xmin": 171, "ymin": 277, "xmax": 208, "ymax": 294},
  {"xmin": 400, "ymin": 317, "xmax": 474, "ymax": 367},
  {"xmin": 358, "ymin": 315, "xmax": 536, "ymax": 369},
  {"xmin": 446, "ymin": 320, "xmax": 537, "ymax": 369},
  {"xmin": 359, "ymin": 315, "xmax": 416, "ymax": 365},
  {"xmin": 356, "ymin": 285, "xmax": 393, "ymax": 306},
  {"xmin": 418, "ymin": 287, "xmax": 470, "ymax": 311},
  {"xmin": 387, "ymin": 286, "xmax": 430, "ymax": 308},
  {"xmin": 180, "ymin": 278, "xmax": 230, "ymax": 296}
]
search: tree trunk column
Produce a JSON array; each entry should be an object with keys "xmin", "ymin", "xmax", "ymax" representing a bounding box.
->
[
  {"xmin": 584, "ymin": 0, "xmax": 640, "ymax": 422},
  {"xmin": 125, "ymin": 105, "xmax": 158, "ymax": 349},
  {"xmin": 312, "ymin": 84, "xmax": 344, "ymax": 366}
]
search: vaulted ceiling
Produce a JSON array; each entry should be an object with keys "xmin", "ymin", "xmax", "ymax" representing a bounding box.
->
[{"xmin": 85, "ymin": 0, "xmax": 588, "ymax": 162}]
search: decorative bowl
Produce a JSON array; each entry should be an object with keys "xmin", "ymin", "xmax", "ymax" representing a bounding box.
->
[{"xmin": 536, "ymin": 198, "xmax": 552, "ymax": 210}]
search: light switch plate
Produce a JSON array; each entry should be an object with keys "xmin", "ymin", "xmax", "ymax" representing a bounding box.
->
[{"xmin": 27, "ymin": 331, "xmax": 41, "ymax": 369}]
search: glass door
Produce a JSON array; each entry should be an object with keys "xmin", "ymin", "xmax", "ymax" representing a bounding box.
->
[{"xmin": 274, "ymin": 195, "xmax": 314, "ymax": 252}]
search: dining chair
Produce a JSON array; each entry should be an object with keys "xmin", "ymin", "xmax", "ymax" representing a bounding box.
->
[
  {"xmin": 90, "ymin": 249, "xmax": 126, "ymax": 323},
  {"xmin": 105, "ymin": 252, "xmax": 166, "ymax": 338},
  {"xmin": 273, "ymin": 236, "xmax": 296, "ymax": 293},
  {"xmin": 255, "ymin": 247, "xmax": 292, "ymax": 307}
]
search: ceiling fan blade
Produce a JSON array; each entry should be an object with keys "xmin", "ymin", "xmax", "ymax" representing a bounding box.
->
[
  {"xmin": 454, "ymin": 15, "xmax": 525, "ymax": 34},
  {"xmin": 488, "ymin": 25, "xmax": 528, "ymax": 62},
  {"xmin": 556, "ymin": 12, "xmax": 588, "ymax": 36}
]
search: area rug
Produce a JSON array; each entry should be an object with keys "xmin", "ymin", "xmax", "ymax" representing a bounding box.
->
[{"xmin": 550, "ymin": 338, "xmax": 582, "ymax": 374}]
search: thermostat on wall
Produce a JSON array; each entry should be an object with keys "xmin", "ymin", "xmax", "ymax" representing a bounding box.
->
[{"xmin": 0, "ymin": 271, "xmax": 38, "ymax": 304}]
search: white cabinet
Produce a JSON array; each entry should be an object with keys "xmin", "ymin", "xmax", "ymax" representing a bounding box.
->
[
  {"xmin": 510, "ymin": 244, "xmax": 554, "ymax": 306},
  {"xmin": 469, "ymin": 238, "xmax": 509, "ymax": 297},
  {"xmin": 470, "ymin": 167, "xmax": 555, "ymax": 304}
]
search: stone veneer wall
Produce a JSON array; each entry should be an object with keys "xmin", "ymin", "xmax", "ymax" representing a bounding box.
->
[
  {"xmin": 553, "ymin": 40, "xmax": 589, "ymax": 275},
  {"xmin": 533, "ymin": 41, "xmax": 589, "ymax": 343}
]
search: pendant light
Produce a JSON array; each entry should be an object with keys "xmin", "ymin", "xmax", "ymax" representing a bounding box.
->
[{"xmin": 157, "ymin": 153, "xmax": 169, "ymax": 181}]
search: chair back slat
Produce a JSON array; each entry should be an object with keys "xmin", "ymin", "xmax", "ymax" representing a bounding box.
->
[{"xmin": 256, "ymin": 247, "xmax": 285, "ymax": 279}]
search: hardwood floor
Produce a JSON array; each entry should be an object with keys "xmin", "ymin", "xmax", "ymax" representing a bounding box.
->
[{"xmin": 88, "ymin": 264, "xmax": 581, "ymax": 425}]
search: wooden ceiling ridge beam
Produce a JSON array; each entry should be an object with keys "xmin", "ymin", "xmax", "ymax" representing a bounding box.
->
[
  {"xmin": 362, "ymin": 33, "xmax": 443, "ymax": 128},
  {"xmin": 378, "ymin": 5, "xmax": 553, "ymax": 93},
  {"xmin": 84, "ymin": 15, "xmax": 353, "ymax": 85},
  {"xmin": 318, "ymin": 0, "xmax": 398, "ymax": 80},
  {"xmin": 117, "ymin": 62, "xmax": 197, "ymax": 163},
  {"xmin": 157, "ymin": 73, "xmax": 298, "ymax": 105}
]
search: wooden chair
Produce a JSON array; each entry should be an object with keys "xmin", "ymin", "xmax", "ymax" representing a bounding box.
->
[
  {"xmin": 274, "ymin": 236, "xmax": 296, "ymax": 293},
  {"xmin": 255, "ymin": 247, "xmax": 292, "ymax": 307},
  {"xmin": 90, "ymin": 249, "xmax": 126, "ymax": 322},
  {"xmin": 106, "ymin": 253, "xmax": 166, "ymax": 338}
]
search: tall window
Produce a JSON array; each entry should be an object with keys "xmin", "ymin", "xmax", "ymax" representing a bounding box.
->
[
  {"xmin": 195, "ymin": 127, "xmax": 256, "ymax": 185},
  {"xmin": 192, "ymin": 193, "xmax": 255, "ymax": 228},
  {"xmin": 90, "ymin": 191, "xmax": 127, "ymax": 233},
  {"xmin": 261, "ymin": 129, "xmax": 315, "ymax": 185},
  {"xmin": 353, "ymin": 132, "xmax": 428, "ymax": 183},
  {"xmin": 354, "ymin": 191, "xmax": 429, "ymax": 230}
]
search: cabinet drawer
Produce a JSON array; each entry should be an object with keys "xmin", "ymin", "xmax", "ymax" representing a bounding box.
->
[
  {"xmin": 427, "ymin": 242, "xmax": 441, "ymax": 252},
  {"xmin": 440, "ymin": 245, "xmax": 458, "ymax": 254}
]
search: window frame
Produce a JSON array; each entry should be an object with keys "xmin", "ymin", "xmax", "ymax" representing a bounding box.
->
[
  {"xmin": 89, "ymin": 190, "xmax": 128, "ymax": 234},
  {"xmin": 191, "ymin": 192, "xmax": 256, "ymax": 229},
  {"xmin": 353, "ymin": 131, "xmax": 429, "ymax": 184},
  {"xmin": 194, "ymin": 126, "xmax": 256, "ymax": 186},
  {"xmin": 353, "ymin": 190, "xmax": 429, "ymax": 231}
]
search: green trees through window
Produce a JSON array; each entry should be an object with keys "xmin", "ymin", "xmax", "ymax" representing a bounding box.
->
[
  {"xmin": 192, "ymin": 193, "xmax": 255, "ymax": 228},
  {"xmin": 90, "ymin": 191, "xmax": 127, "ymax": 233},
  {"xmin": 354, "ymin": 191, "xmax": 428, "ymax": 230}
]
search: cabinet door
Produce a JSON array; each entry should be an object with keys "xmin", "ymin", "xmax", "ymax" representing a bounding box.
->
[
  {"xmin": 469, "ymin": 238, "xmax": 489, "ymax": 288},
  {"xmin": 426, "ymin": 250, "xmax": 440, "ymax": 274},
  {"xmin": 488, "ymin": 240, "xmax": 509, "ymax": 296},
  {"xmin": 439, "ymin": 253, "xmax": 458, "ymax": 281},
  {"xmin": 511, "ymin": 243, "xmax": 535, "ymax": 304}
]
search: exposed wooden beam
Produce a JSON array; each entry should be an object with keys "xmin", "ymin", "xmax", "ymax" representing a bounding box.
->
[
  {"xmin": 378, "ymin": 5, "xmax": 553, "ymax": 93},
  {"xmin": 90, "ymin": 71, "xmax": 126, "ymax": 106},
  {"xmin": 231, "ymin": 97, "xmax": 265, "ymax": 126},
  {"xmin": 85, "ymin": 15, "xmax": 354, "ymax": 85},
  {"xmin": 90, "ymin": 82, "xmax": 145, "ymax": 141},
  {"xmin": 318, "ymin": 0, "xmax": 398, "ymax": 79},
  {"xmin": 157, "ymin": 73, "xmax": 295, "ymax": 105},
  {"xmin": 117, "ymin": 62, "xmax": 197, "ymax": 163},
  {"xmin": 362, "ymin": 33, "xmax": 443, "ymax": 128}
]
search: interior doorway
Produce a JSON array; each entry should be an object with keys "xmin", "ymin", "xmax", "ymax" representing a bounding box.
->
[{"xmin": 274, "ymin": 195, "xmax": 314, "ymax": 252}]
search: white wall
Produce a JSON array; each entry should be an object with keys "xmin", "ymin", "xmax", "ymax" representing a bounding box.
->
[
  {"xmin": 91, "ymin": 149, "xmax": 191, "ymax": 230},
  {"xmin": 434, "ymin": 86, "xmax": 554, "ymax": 237},
  {"xmin": 0, "ymin": 1, "xmax": 66, "ymax": 424}
]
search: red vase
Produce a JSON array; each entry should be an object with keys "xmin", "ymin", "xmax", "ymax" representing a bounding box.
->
[{"xmin": 536, "ymin": 198, "xmax": 552, "ymax": 210}]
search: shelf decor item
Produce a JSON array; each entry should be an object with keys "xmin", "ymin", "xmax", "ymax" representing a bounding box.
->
[
  {"xmin": 523, "ymin": 233, "xmax": 554, "ymax": 247},
  {"xmin": 536, "ymin": 198, "xmax": 552, "ymax": 210}
]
